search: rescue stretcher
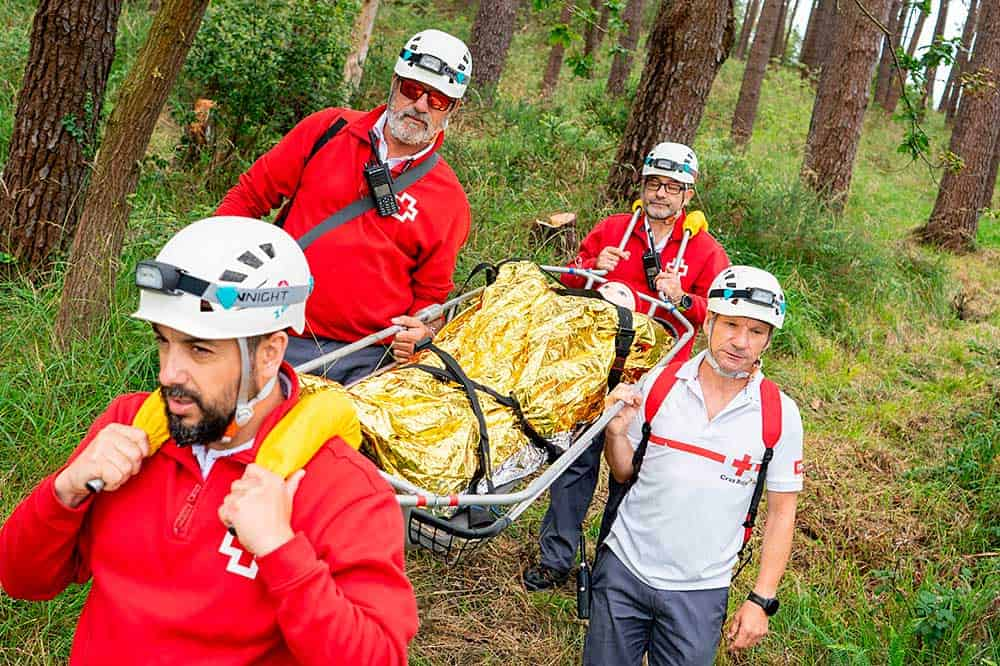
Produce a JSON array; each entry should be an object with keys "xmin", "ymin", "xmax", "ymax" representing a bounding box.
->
[{"xmin": 295, "ymin": 261, "xmax": 695, "ymax": 562}]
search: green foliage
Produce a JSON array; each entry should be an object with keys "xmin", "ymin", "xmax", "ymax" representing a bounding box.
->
[
  {"xmin": 695, "ymin": 149, "xmax": 951, "ymax": 353},
  {"xmin": 183, "ymin": 0, "xmax": 358, "ymax": 153},
  {"xmin": 60, "ymin": 92, "xmax": 97, "ymax": 159},
  {"xmin": 547, "ymin": 23, "xmax": 579, "ymax": 48},
  {"xmin": 566, "ymin": 53, "xmax": 594, "ymax": 78}
]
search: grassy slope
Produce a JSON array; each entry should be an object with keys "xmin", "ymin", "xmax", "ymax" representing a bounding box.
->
[{"xmin": 1, "ymin": 0, "xmax": 998, "ymax": 663}]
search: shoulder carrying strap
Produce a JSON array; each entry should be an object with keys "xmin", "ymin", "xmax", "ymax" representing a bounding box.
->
[
  {"xmin": 296, "ymin": 153, "xmax": 439, "ymax": 251},
  {"xmin": 643, "ymin": 361, "xmax": 685, "ymax": 424},
  {"xmin": 734, "ymin": 377, "xmax": 784, "ymax": 578},
  {"xmin": 275, "ymin": 117, "xmax": 348, "ymax": 229}
]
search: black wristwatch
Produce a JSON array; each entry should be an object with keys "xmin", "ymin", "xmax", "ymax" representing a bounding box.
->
[
  {"xmin": 747, "ymin": 591, "xmax": 779, "ymax": 616},
  {"xmin": 674, "ymin": 293, "xmax": 692, "ymax": 311}
]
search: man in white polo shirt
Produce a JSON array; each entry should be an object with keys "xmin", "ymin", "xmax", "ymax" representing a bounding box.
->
[{"xmin": 584, "ymin": 265, "xmax": 803, "ymax": 665}]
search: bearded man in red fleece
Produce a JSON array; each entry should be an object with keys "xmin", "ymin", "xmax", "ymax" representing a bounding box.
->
[
  {"xmin": 216, "ymin": 29, "xmax": 473, "ymax": 384},
  {"xmin": 0, "ymin": 218, "xmax": 418, "ymax": 665}
]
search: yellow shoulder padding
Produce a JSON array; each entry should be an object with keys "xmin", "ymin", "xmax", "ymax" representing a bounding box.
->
[
  {"xmin": 131, "ymin": 382, "xmax": 361, "ymax": 479},
  {"xmin": 133, "ymin": 390, "xmax": 172, "ymax": 453}
]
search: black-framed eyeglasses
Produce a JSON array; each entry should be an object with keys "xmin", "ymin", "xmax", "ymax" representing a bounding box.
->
[{"xmin": 644, "ymin": 178, "xmax": 687, "ymax": 195}]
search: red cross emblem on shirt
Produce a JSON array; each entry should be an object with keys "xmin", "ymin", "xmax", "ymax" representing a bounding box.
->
[{"xmin": 731, "ymin": 454, "xmax": 754, "ymax": 477}]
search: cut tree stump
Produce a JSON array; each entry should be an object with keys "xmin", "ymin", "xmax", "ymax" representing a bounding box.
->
[{"xmin": 530, "ymin": 212, "xmax": 578, "ymax": 260}]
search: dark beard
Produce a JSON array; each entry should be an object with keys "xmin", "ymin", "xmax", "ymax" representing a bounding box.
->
[{"xmin": 161, "ymin": 385, "xmax": 234, "ymax": 447}]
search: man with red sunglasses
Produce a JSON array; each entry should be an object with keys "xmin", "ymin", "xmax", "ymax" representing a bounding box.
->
[{"xmin": 216, "ymin": 29, "xmax": 472, "ymax": 385}]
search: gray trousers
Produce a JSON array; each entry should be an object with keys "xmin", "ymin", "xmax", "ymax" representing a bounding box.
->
[
  {"xmin": 284, "ymin": 335, "xmax": 392, "ymax": 385},
  {"xmin": 538, "ymin": 433, "xmax": 608, "ymax": 572},
  {"xmin": 584, "ymin": 549, "xmax": 729, "ymax": 666}
]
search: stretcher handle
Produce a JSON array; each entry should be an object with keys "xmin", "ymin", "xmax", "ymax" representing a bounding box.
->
[{"xmin": 294, "ymin": 303, "xmax": 444, "ymax": 376}]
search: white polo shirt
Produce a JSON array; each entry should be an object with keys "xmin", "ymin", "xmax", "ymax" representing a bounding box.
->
[{"xmin": 606, "ymin": 350, "xmax": 804, "ymax": 591}]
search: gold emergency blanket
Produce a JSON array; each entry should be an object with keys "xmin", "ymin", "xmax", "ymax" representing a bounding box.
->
[{"xmin": 349, "ymin": 262, "xmax": 674, "ymax": 496}]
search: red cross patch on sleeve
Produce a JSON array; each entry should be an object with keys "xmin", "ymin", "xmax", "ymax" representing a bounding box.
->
[{"xmin": 794, "ymin": 459, "xmax": 804, "ymax": 475}]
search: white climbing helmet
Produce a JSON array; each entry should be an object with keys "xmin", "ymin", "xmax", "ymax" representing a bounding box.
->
[
  {"xmin": 642, "ymin": 142, "xmax": 699, "ymax": 185},
  {"xmin": 132, "ymin": 217, "xmax": 311, "ymax": 340},
  {"xmin": 707, "ymin": 265, "xmax": 786, "ymax": 329},
  {"xmin": 133, "ymin": 217, "xmax": 313, "ymax": 426},
  {"xmin": 394, "ymin": 29, "xmax": 472, "ymax": 100}
]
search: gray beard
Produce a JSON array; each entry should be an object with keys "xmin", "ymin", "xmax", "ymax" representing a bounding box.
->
[{"xmin": 386, "ymin": 107, "xmax": 440, "ymax": 147}]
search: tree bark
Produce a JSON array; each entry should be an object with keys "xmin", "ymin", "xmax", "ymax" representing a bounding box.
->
[
  {"xmin": 770, "ymin": 0, "xmax": 788, "ymax": 61},
  {"xmin": 800, "ymin": 0, "xmax": 892, "ymax": 209},
  {"xmin": 606, "ymin": 0, "xmax": 644, "ymax": 95},
  {"xmin": 917, "ymin": 0, "xmax": 1000, "ymax": 251},
  {"xmin": 54, "ymin": 0, "xmax": 211, "ymax": 344},
  {"xmin": 583, "ymin": 0, "xmax": 604, "ymax": 59},
  {"xmin": 343, "ymin": 0, "xmax": 380, "ymax": 91},
  {"xmin": 736, "ymin": 0, "xmax": 762, "ymax": 59},
  {"xmin": 0, "ymin": 0, "xmax": 124, "ymax": 275},
  {"xmin": 797, "ymin": 0, "xmax": 819, "ymax": 64},
  {"xmin": 606, "ymin": 0, "xmax": 735, "ymax": 203},
  {"xmin": 732, "ymin": 0, "xmax": 784, "ymax": 145},
  {"xmin": 884, "ymin": 3, "xmax": 929, "ymax": 112},
  {"xmin": 469, "ymin": 0, "xmax": 518, "ymax": 97},
  {"xmin": 942, "ymin": 0, "xmax": 978, "ymax": 119},
  {"xmin": 540, "ymin": 0, "xmax": 575, "ymax": 100},
  {"xmin": 979, "ymin": 126, "xmax": 1000, "ymax": 211},
  {"xmin": 781, "ymin": 0, "xmax": 802, "ymax": 62},
  {"xmin": 921, "ymin": 0, "xmax": 950, "ymax": 108},
  {"xmin": 874, "ymin": 0, "xmax": 905, "ymax": 108},
  {"xmin": 799, "ymin": 0, "xmax": 835, "ymax": 74}
]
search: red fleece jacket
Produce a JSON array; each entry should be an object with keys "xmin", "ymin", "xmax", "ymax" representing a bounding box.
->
[
  {"xmin": 561, "ymin": 210, "xmax": 729, "ymax": 360},
  {"xmin": 216, "ymin": 106, "xmax": 471, "ymax": 343},
  {"xmin": 0, "ymin": 365, "xmax": 417, "ymax": 665}
]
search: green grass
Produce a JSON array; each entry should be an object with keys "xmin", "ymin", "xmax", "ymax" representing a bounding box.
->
[{"xmin": 2, "ymin": 0, "xmax": 999, "ymax": 664}]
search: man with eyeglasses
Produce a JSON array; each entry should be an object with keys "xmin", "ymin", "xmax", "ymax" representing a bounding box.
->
[
  {"xmin": 216, "ymin": 29, "xmax": 472, "ymax": 384},
  {"xmin": 523, "ymin": 142, "xmax": 730, "ymax": 592}
]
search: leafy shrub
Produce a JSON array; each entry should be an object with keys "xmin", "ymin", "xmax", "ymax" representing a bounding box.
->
[{"xmin": 184, "ymin": 0, "xmax": 358, "ymax": 153}]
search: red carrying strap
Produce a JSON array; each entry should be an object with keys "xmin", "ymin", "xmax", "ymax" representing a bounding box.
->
[
  {"xmin": 740, "ymin": 377, "xmax": 783, "ymax": 546},
  {"xmin": 644, "ymin": 361, "xmax": 685, "ymax": 424}
]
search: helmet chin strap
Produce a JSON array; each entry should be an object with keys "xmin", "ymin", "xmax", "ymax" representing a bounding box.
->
[
  {"xmin": 234, "ymin": 337, "xmax": 277, "ymax": 427},
  {"xmin": 704, "ymin": 317, "xmax": 758, "ymax": 380}
]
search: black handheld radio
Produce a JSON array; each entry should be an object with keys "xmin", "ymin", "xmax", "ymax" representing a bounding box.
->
[
  {"xmin": 365, "ymin": 130, "xmax": 399, "ymax": 217},
  {"xmin": 642, "ymin": 220, "xmax": 662, "ymax": 292}
]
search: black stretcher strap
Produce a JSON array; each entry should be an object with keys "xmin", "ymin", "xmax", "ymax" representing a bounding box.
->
[
  {"xmin": 413, "ymin": 343, "xmax": 495, "ymax": 493},
  {"xmin": 275, "ymin": 118, "xmax": 348, "ymax": 229}
]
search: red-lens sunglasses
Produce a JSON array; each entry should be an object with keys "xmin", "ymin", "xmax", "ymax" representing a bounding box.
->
[{"xmin": 397, "ymin": 78, "xmax": 456, "ymax": 112}]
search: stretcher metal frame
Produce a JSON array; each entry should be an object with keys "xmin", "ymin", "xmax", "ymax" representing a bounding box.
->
[{"xmin": 294, "ymin": 264, "xmax": 694, "ymax": 562}]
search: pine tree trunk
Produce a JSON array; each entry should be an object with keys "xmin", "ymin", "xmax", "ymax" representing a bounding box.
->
[
  {"xmin": 540, "ymin": 0, "xmax": 575, "ymax": 100},
  {"xmin": 343, "ymin": 0, "xmax": 380, "ymax": 91},
  {"xmin": 979, "ymin": 127, "xmax": 1000, "ymax": 211},
  {"xmin": 799, "ymin": 0, "xmax": 834, "ymax": 72},
  {"xmin": 800, "ymin": 0, "xmax": 892, "ymax": 209},
  {"xmin": 884, "ymin": 4, "xmax": 928, "ymax": 112},
  {"xmin": 781, "ymin": 0, "xmax": 801, "ymax": 62},
  {"xmin": 583, "ymin": 0, "xmax": 603, "ymax": 59},
  {"xmin": 770, "ymin": 0, "xmax": 788, "ymax": 61},
  {"xmin": 874, "ymin": 0, "xmax": 905, "ymax": 108},
  {"xmin": 736, "ymin": 0, "xmax": 762, "ymax": 59},
  {"xmin": 0, "ymin": 0, "xmax": 124, "ymax": 275},
  {"xmin": 469, "ymin": 0, "xmax": 518, "ymax": 97},
  {"xmin": 54, "ymin": 0, "xmax": 211, "ymax": 345},
  {"xmin": 921, "ymin": 0, "xmax": 950, "ymax": 108},
  {"xmin": 606, "ymin": 0, "xmax": 735, "ymax": 203},
  {"xmin": 942, "ymin": 0, "xmax": 978, "ymax": 119},
  {"xmin": 917, "ymin": 0, "xmax": 1000, "ymax": 251},
  {"xmin": 732, "ymin": 0, "xmax": 783, "ymax": 145},
  {"xmin": 606, "ymin": 0, "xmax": 644, "ymax": 95},
  {"xmin": 797, "ymin": 0, "xmax": 820, "ymax": 64}
]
